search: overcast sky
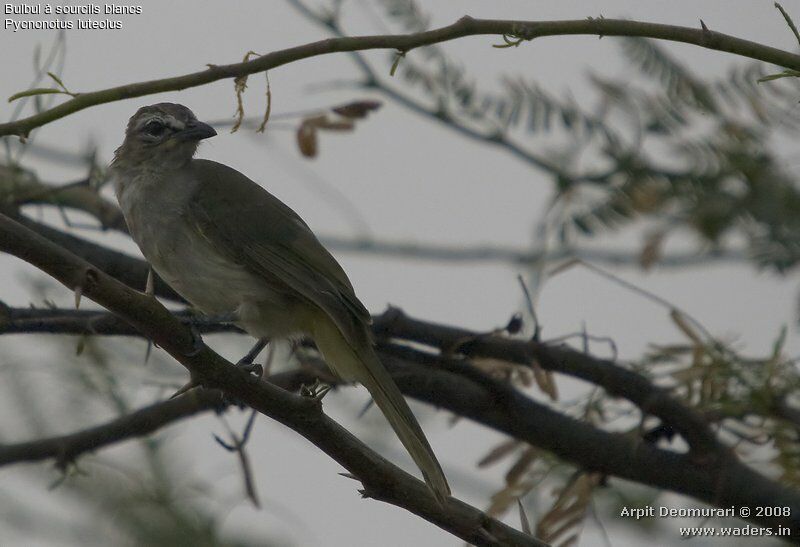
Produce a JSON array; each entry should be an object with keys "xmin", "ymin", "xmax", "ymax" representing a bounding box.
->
[{"xmin": 1, "ymin": 1, "xmax": 798, "ymax": 546}]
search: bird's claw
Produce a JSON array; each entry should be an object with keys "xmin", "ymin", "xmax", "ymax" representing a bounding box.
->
[
  {"xmin": 300, "ymin": 378, "xmax": 331, "ymax": 401},
  {"xmin": 238, "ymin": 362, "xmax": 263, "ymax": 384},
  {"xmin": 219, "ymin": 360, "xmax": 264, "ymax": 409}
]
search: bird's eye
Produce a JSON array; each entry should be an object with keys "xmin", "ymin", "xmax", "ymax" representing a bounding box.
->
[{"xmin": 144, "ymin": 120, "xmax": 166, "ymax": 137}]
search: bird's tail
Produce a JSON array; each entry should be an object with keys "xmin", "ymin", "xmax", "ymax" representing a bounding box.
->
[{"xmin": 312, "ymin": 317, "xmax": 450, "ymax": 503}]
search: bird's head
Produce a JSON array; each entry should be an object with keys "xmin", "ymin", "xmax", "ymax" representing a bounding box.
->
[{"xmin": 112, "ymin": 103, "xmax": 216, "ymax": 172}]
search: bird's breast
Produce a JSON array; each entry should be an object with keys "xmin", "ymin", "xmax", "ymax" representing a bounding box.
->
[
  {"xmin": 114, "ymin": 172, "xmax": 311, "ymax": 339},
  {"xmin": 115, "ymin": 176, "xmax": 265, "ymax": 314}
]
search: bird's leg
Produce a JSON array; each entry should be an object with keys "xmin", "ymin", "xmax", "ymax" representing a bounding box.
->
[
  {"xmin": 181, "ymin": 311, "xmax": 240, "ymax": 357},
  {"xmin": 171, "ymin": 314, "xmax": 229, "ymax": 398},
  {"xmin": 236, "ymin": 338, "xmax": 269, "ymax": 380},
  {"xmin": 217, "ymin": 338, "xmax": 271, "ymax": 410},
  {"xmin": 170, "ymin": 317, "xmax": 205, "ymax": 398}
]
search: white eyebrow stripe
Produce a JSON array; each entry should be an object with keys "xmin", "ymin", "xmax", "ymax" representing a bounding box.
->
[{"xmin": 136, "ymin": 114, "xmax": 185, "ymax": 132}]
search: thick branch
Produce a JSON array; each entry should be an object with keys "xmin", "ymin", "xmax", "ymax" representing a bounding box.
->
[
  {"xmin": 1, "ymin": 208, "xmax": 184, "ymax": 303},
  {"xmin": 372, "ymin": 307, "xmax": 723, "ymax": 456},
  {"xmin": 0, "ymin": 305, "xmax": 240, "ymax": 336},
  {"xmin": 3, "ymin": 340, "xmax": 799, "ymax": 535},
  {"xmin": 0, "ymin": 389, "xmax": 222, "ymax": 468},
  {"xmin": 0, "ymin": 167, "xmax": 127, "ymax": 232},
  {"xmin": 0, "ymin": 212, "xmax": 539, "ymax": 547},
  {"xmin": 2, "ymin": 16, "xmax": 799, "ymax": 137},
  {"xmin": 378, "ymin": 344, "xmax": 800, "ymax": 536}
]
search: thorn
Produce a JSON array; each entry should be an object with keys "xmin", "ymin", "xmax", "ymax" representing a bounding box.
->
[
  {"xmin": 73, "ymin": 285, "xmax": 82, "ymax": 309},
  {"xmin": 73, "ymin": 269, "xmax": 98, "ymax": 310},
  {"xmin": 389, "ymin": 50, "xmax": 406, "ymax": 77},
  {"xmin": 170, "ymin": 379, "xmax": 199, "ymax": 399},
  {"xmin": 145, "ymin": 267, "xmax": 154, "ymax": 296},
  {"xmin": 517, "ymin": 499, "xmax": 532, "ymax": 535},
  {"xmin": 700, "ymin": 19, "xmax": 709, "ymax": 32},
  {"xmin": 144, "ymin": 340, "xmax": 153, "ymax": 364},
  {"xmin": 338, "ymin": 472, "xmax": 359, "ymax": 481}
]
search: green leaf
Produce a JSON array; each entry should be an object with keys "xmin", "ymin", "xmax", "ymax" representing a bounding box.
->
[
  {"xmin": 8, "ymin": 88, "xmax": 65, "ymax": 103},
  {"xmin": 47, "ymin": 72, "xmax": 68, "ymax": 92},
  {"xmin": 757, "ymin": 70, "xmax": 800, "ymax": 83}
]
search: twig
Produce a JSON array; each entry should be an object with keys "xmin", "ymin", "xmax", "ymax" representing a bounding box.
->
[
  {"xmin": 775, "ymin": 2, "xmax": 800, "ymax": 47},
  {"xmin": 372, "ymin": 307, "xmax": 723, "ymax": 456},
  {"xmin": 3, "ymin": 15, "xmax": 800, "ymax": 137},
  {"xmin": 214, "ymin": 411, "xmax": 261, "ymax": 507}
]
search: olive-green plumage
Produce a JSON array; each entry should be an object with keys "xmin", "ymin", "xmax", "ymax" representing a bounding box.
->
[{"xmin": 111, "ymin": 103, "xmax": 450, "ymax": 501}]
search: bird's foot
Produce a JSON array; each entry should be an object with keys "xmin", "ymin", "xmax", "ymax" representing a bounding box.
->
[
  {"xmin": 237, "ymin": 362, "xmax": 263, "ymax": 383},
  {"xmin": 221, "ymin": 351, "xmax": 267, "ymax": 409},
  {"xmin": 236, "ymin": 338, "xmax": 269, "ymax": 384},
  {"xmin": 300, "ymin": 378, "xmax": 331, "ymax": 401}
]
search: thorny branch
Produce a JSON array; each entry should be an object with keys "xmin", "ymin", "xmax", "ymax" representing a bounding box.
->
[
  {"xmin": 2, "ymin": 15, "xmax": 800, "ymax": 137},
  {"xmin": 0, "ymin": 212, "xmax": 541, "ymax": 547},
  {"xmin": 2, "ymin": 217, "xmax": 800, "ymax": 535},
  {"xmin": 2, "ymin": 7, "xmax": 800, "ymax": 543},
  {"xmin": 2, "ymin": 321, "xmax": 800, "ymax": 536}
]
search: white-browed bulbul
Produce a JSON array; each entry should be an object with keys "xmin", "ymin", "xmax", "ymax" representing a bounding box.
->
[{"xmin": 110, "ymin": 103, "xmax": 449, "ymax": 501}]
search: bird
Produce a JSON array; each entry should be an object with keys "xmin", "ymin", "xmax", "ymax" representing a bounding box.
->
[{"xmin": 110, "ymin": 103, "xmax": 450, "ymax": 501}]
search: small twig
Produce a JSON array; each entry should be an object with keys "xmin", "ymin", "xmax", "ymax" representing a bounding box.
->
[
  {"xmin": 775, "ymin": 2, "xmax": 800, "ymax": 47},
  {"xmin": 553, "ymin": 259, "xmax": 715, "ymax": 343},
  {"xmin": 389, "ymin": 50, "xmax": 405, "ymax": 76},
  {"xmin": 4, "ymin": 14, "xmax": 800, "ymax": 137},
  {"xmin": 545, "ymin": 331, "xmax": 618, "ymax": 361},
  {"xmin": 215, "ymin": 413, "xmax": 261, "ymax": 508},
  {"xmin": 516, "ymin": 274, "xmax": 541, "ymax": 341}
]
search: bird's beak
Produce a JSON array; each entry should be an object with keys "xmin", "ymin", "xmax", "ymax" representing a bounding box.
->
[{"xmin": 176, "ymin": 121, "xmax": 217, "ymax": 141}]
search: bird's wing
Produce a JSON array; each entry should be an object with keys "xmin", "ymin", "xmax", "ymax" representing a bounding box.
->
[{"xmin": 184, "ymin": 159, "xmax": 371, "ymax": 341}]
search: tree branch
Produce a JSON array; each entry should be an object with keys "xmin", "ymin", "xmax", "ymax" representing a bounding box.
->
[
  {"xmin": 2, "ymin": 16, "xmax": 799, "ymax": 137},
  {"xmin": 320, "ymin": 235, "xmax": 749, "ymax": 268},
  {"xmin": 376, "ymin": 344, "xmax": 800, "ymax": 535},
  {"xmin": 3, "ymin": 337, "xmax": 799, "ymax": 535},
  {"xmin": 372, "ymin": 307, "xmax": 723, "ymax": 456},
  {"xmin": 0, "ymin": 304, "xmax": 240, "ymax": 336},
  {"xmin": 0, "ymin": 166, "xmax": 127, "ymax": 233},
  {"xmin": 0, "ymin": 212, "xmax": 540, "ymax": 547},
  {"xmin": 0, "ymin": 371, "xmax": 308, "ymax": 469},
  {"xmin": 8, "ymin": 195, "xmax": 751, "ymax": 270},
  {"xmin": 1, "ymin": 207, "xmax": 184, "ymax": 303}
]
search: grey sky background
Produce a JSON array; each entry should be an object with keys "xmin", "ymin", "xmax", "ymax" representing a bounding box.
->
[{"xmin": 1, "ymin": 1, "xmax": 798, "ymax": 545}]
